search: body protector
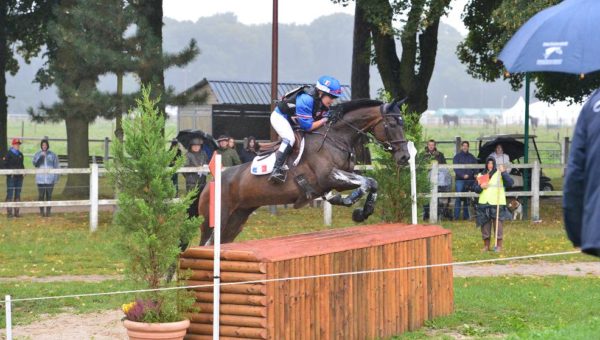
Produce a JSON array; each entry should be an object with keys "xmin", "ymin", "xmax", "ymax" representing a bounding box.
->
[{"xmin": 276, "ymin": 85, "xmax": 325, "ymax": 122}]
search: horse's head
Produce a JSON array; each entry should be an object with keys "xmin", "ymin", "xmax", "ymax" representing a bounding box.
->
[{"xmin": 370, "ymin": 98, "xmax": 410, "ymax": 166}]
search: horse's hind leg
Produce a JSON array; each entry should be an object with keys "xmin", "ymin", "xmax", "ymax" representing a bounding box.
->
[{"xmin": 221, "ymin": 208, "xmax": 257, "ymax": 243}]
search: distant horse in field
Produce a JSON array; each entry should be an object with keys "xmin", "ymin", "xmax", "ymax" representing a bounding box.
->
[
  {"xmin": 530, "ymin": 116, "xmax": 539, "ymax": 129},
  {"xmin": 442, "ymin": 114, "xmax": 459, "ymax": 126},
  {"xmin": 198, "ymin": 99, "xmax": 411, "ymax": 245}
]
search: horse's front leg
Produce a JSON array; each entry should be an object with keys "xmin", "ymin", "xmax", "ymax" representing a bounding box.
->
[{"xmin": 323, "ymin": 169, "xmax": 378, "ymax": 222}]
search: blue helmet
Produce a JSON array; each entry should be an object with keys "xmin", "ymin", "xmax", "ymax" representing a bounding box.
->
[{"xmin": 315, "ymin": 75, "xmax": 342, "ymax": 97}]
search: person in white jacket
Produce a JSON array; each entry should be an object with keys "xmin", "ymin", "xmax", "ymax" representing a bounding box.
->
[
  {"xmin": 488, "ymin": 144, "xmax": 511, "ymax": 170},
  {"xmin": 32, "ymin": 138, "xmax": 60, "ymax": 217}
]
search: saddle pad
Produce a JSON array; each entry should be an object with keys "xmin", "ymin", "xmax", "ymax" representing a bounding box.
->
[{"xmin": 251, "ymin": 153, "xmax": 277, "ymax": 175}]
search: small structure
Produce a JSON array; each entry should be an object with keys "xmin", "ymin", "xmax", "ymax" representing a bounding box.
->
[
  {"xmin": 181, "ymin": 223, "xmax": 453, "ymax": 339},
  {"xmin": 177, "ymin": 79, "xmax": 351, "ymax": 140}
]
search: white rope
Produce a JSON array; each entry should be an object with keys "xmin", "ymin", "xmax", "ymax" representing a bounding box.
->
[{"xmin": 3, "ymin": 250, "xmax": 581, "ymax": 304}]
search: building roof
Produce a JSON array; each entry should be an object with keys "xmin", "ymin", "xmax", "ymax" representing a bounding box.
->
[{"xmin": 185, "ymin": 78, "xmax": 352, "ymax": 105}]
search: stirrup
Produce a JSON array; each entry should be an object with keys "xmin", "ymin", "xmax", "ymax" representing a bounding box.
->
[{"xmin": 268, "ymin": 169, "xmax": 287, "ymax": 184}]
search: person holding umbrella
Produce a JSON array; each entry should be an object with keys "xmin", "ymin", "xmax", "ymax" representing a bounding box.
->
[
  {"xmin": 184, "ymin": 138, "xmax": 208, "ymax": 218},
  {"xmin": 472, "ymin": 157, "xmax": 514, "ymax": 252}
]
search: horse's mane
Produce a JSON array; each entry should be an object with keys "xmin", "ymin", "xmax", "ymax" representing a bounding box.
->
[{"xmin": 333, "ymin": 99, "xmax": 383, "ymax": 115}]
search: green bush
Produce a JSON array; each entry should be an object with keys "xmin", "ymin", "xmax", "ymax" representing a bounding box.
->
[{"xmin": 108, "ymin": 88, "xmax": 198, "ymax": 322}]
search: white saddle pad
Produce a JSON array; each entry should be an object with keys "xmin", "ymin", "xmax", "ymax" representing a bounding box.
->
[{"xmin": 250, "ymin": 138, "xmax": 305, "ymax": 176}]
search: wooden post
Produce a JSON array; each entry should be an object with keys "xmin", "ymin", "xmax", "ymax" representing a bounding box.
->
[
  {"xmin": 531, "ymin": 161, "xmax": 540, "ymax": 221},
  {"xmin": 454, "ymin": 136, "xmax": 461, "ymax": 156},
  {"xmin": 323, "ymin": 200, "xmax": 332, "ymax": 226},
  {"xmin": 430, "ymin": 162, "xmax": 439, "ymax": 223},
  {"xmin": 5, "ymin": 295, "xmax": 12, "ymax": 340},
  {"xmin": 561, "ymin": 136, "xmax": 569, "ymax": 177},
  {"xmin": 104, "ymin": 137, "xmax": 110, "ymax": 165},
  {"xmin": 89, "ymin": 164, "xmax": 99, "ymax": 232}
]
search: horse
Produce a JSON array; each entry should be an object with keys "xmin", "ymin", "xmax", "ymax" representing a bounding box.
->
[
  {"xmin": 442, "ymin": 114, "xmax": 459, "ymax": 126},
  {"xmin": 530, "ymin": 116, "xmax": 539, "ymax": 129},
  {"xmin": 198, "ymin": 98, "xmax": 411, "ymax": 245}
]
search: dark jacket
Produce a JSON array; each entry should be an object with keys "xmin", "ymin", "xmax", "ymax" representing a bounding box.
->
[
  {"xmin": 424, "ymin": 147, "xmax": 446, "ymax": 164},
  {"xmin": 564, "ymin": 88, "xmax": 600, "ymax": 257},
  {"xmin": 218, "ymin": 147, "xmax": 241, "ymax": 167},
  {"xmin": 184, "ymin": 150, "xmax": 208, "ymax": 191},
  {"xmin": 4, "ymin": 147, "xmax": 25, "ymax": 179},
  {"xmin": 453, "ymin": 151, "xmax": 478, "ymax": 180},
  {"xmin": 240, "ymin": 148, "xmax": 257, "ymax": 163}
]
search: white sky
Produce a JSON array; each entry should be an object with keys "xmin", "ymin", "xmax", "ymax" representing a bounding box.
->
[{"xmin": 163, "ymin": 0, "xmax": 469, "ymax": 35}]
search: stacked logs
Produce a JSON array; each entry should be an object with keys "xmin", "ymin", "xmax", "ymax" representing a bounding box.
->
[
  {"xmin": 181, "ymin": 223, "xmax": 453, "ymax": 339},
  {"xmin": 181, "ymin": 248, "xmax": 269, "ymax": 339}
]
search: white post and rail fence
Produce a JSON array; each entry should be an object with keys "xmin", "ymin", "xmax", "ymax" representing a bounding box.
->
[{"xmin": 0, "ymin": 161, "xmax": 564, "ymax": 229}]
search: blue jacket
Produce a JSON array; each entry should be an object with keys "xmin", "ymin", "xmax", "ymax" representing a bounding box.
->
[
  {"xmin": 33, "ymin": 150, "xmax": 60, "ymax": 184},
  {"xmin": 453, "ymin": 151, "xmax": 478, "ymax": 180},
  {"xmin": 564, "ymin": 89, "xmax": 600, "ymax": 257},
  {"xmin": 276, "ymin": 93, "xmax": 327, "ymax": 131}
]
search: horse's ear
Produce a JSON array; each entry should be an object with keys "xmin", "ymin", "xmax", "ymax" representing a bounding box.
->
[{"xmin": 395, "ymin": 97, "xmax": 408, "ymax": 107}]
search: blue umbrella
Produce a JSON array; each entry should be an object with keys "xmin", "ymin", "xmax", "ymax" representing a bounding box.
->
[
  {"xmin": 497, "ymin": 0, "xmax": 600, "ymax": 218},
  {"xmin": 499, "ymin": 0, "xmax": 600, "ymax": 74}
]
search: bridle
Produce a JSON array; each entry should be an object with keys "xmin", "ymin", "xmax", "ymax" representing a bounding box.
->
[{"xmin": 329, "ymin": 103, "xmax": 408, "ymax": 153}]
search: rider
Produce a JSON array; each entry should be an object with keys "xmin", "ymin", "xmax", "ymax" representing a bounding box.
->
[{"xmin": 269, "ymin": 75, "xmax": 342, "ymax": 183}]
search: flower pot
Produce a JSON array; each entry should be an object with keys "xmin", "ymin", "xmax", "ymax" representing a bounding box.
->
[{"xmin": 123, "ymin": 319, "xmax": 190, "ymax": 340}]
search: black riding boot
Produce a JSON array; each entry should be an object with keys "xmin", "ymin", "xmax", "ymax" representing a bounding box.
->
[{"xmin": 268, "ymin": 145, "xmax": 292, "ymax": 184}]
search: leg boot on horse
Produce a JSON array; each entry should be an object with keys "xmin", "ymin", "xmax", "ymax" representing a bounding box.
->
[{"xmin": 269, "ymin": 144, "xmax": 292, "ymax": 184}]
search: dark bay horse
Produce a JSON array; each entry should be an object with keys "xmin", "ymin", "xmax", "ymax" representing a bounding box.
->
[{"xmin": 198, "ymin": 99, "xmax": 411, "ymax": 245}]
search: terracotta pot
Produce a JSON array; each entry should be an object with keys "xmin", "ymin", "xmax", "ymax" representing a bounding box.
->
[{"xmin": 123, "ymin": 319, "xmax": 190, "ymax": 340}]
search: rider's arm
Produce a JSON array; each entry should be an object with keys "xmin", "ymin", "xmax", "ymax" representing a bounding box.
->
[{"xmin": 296, "ymin": 94, "xmax": 328, "ymax": 131}]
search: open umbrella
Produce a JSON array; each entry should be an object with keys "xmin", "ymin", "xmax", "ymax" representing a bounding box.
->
[
  {"xmin": 176, "ymin": 129, "xmax": 218, "ymax": 153},
  {"xmin": 477, "ymin": 137, "xmax": 524, "ymax": 163},
  {"xmin": 498, "ymin": 0, "xmax": 600, "ymax": 74}
]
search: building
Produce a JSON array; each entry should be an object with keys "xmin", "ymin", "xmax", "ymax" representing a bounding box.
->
[{"xmin": 177, "ymin": 79, "xmax": 351, "ymax": 140}]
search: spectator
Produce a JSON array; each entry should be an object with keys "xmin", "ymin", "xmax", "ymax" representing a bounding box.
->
[
  {"xmin": 184, "ymin": 138, "xmax": 208, "ymax": 218},
  {"xmin": 217, "ymin": 135, "xmax": 241, "ymax": 167},
  {"xmin": 169, "ymin": 139, "xmax": 182, "ymax": 197},
  {"xmin": 564, "ymin": 89, "xmax": 600, "ymax": 257},
  {"xmin": 4, "ymin": 138, "xmax": 24, "ymax": 218},
  {"xmin": 453, "ymin": 141, "xmax": 478, "ymax": 220},
  {"xmin": 32, "ymin": 137, "xmax": 60, "ymax": 217},
  {"xmin": 488, "ymin": 144, "xmax": 511, "ymax": 170},
  {"xmin": 423, "ymin": 139, "xmax": 450, "ymax": 220},
  {"xmin": 240, "ymin": 136, "xmax": 259, "ymax": 163},
  {"xmin": 472, "ymin": 157, "xmax": 513, "ymax": 252}
]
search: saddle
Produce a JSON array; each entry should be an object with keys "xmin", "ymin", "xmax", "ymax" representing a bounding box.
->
[{"xmin": 258, "ymin": 130, "xmax": 304, "ymax": 155}]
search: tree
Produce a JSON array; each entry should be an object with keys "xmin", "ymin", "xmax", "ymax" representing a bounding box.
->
[
  {"xmin": 350, "ymin": 0, "xmax": 370, "ymax": 100},
  {"xmin": 1, "ymin": 0, "xmax": 53, "ymax": 154},
  {"xmin": 458, "ymin": 0, "xmax": 600, "ymax": 103}
]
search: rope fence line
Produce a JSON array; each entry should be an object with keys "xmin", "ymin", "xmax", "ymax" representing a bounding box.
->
[{"xmin": 1, "ymin": 250, "xmax": 581, "ymax": 305}]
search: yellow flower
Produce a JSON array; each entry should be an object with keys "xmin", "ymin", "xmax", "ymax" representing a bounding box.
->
[{"xmin": 122, "ymin": 302, "xmax": 136, "ymax": 314}]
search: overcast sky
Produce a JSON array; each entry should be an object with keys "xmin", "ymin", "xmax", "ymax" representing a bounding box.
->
[{"xmin": 163, "ymin": 0, "xmax": 469, "ymax": 35}]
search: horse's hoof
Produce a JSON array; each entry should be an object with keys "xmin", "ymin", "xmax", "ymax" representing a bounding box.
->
[{"xmin": 352, "ymin": 208, "xmax": 365, "ymax": 222}]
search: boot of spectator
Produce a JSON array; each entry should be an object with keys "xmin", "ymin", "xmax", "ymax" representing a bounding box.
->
[
  {"xmin": 40, "ymin": 207, "xmax": 45, "ymax": 217},
  {"xmin": 482, "ymin": 238, "xmax": 490, "ymax": 252},
  {"xmin": 46, "ymin": 207, "xmax": 52, "ymax": 217},
  {"xmin": 14, "ymin": 199, "xmax": 20, "ymax": 217},
  {"xmin": 7, "ymin": 208, "xmax": 13, "ymax": 218}
]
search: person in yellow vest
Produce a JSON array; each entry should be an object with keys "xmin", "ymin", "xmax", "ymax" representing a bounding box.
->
[{"xmin": 473, "ymin": 157, "xmax": 514, "ymax": 252}]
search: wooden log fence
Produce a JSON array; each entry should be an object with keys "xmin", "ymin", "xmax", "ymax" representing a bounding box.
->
[{"xmin": 180, "ymin": 223, "xmax": 453, "ymax": 339}]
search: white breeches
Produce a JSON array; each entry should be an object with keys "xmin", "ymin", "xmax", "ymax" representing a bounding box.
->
[{"xmin": 270, "ymin": 111, "xmax": 295, "ymax": 152}]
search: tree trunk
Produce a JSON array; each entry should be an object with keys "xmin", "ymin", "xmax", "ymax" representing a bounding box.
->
[
  {"xmin": 351, "ymin": 0, "xmax": 370, "ymax": 100},
  {"xmin": 135, "ymin": 0, "xmax": 165, "ymax": 114},
  {"xmin": 0, "ymin": 3, "xmax": 8, "ymax": 154},
  {"xmin": 63, "ymin": 116, "xmax": 90, "ymax": 198}
]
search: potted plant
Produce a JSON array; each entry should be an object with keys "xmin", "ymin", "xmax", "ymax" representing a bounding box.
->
[{"xmin": 108, "ymin": 88, "xmax": 199, "ymax": 339}]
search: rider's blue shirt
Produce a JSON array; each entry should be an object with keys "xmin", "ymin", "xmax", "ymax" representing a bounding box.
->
[{"xmin": 275, "ymin": 93, "xmax": 326, "ymax": 131}]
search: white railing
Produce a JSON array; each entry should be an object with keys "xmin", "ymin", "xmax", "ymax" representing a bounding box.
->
[
  {"xmin": 0, "ymin": 166, "xmax": 210, "ymax": 232},
  {"xmin": 427, "ymin": 161, "xmax": 564, "ymax": 223}
]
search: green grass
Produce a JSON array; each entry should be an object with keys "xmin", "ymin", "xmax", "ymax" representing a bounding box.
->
[
  {"xmin": 0, "ymin": 199, "xmax": 592, "ymax": 278},
  {"xmin": 0, "ymin": 280, "xmax": 139, "ymax": 328},
  {"xmin": 392, "ymin": 276, "xmax": 600, "ymax": 339}
]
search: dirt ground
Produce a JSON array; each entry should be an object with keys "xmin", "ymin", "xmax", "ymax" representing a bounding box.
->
[{"xmin": 1, "ymin": 261, "xmax": 599, "ymax": 339}]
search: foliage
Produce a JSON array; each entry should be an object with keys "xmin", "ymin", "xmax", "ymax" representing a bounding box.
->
[
  {"xmin": 367, "ymin": 90, "xmax": 430, "ymax": 222},
  {"xmin": 107, "ymin": 88, "xmax": 198, "ymax": 322},
  {"xmin": 458, "ymin": 0, "xmax": 600, "ymax": 104}
]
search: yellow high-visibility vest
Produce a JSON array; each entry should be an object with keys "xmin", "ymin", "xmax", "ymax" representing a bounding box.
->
[{"xmin": 478, "ymin": 171, "xmax": 506, "ymax": 205}]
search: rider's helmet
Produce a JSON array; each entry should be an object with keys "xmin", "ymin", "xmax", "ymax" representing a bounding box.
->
[{"xmin": 315, "ymin": 76, "xmax": 342, "ymax": 97}]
